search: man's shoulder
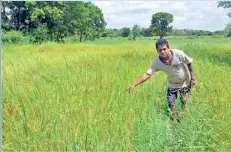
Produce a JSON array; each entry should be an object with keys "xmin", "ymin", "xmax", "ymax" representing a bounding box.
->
[
  {"xmin": 171, "ymin": 49, "xmax": 187, "ymax": 65},
  {"xmin": 172, "ymin": 49, "xmax": 187, "ymax": 57},
  {"xmin": 172, "ymin": 49, "xmax": 185, "ymax": 54},
  {"xmin": 150, "ymin": 57, "xmax": 161, "ymax": 66},
  {"xmin": 154, "ymin": 56, "xmax": 161, "ymax": 63}
]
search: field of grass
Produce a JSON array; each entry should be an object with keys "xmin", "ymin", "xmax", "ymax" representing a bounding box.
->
[{"xmin": 2, "ymin": 36, "xmax": 231, "ymax": 151}]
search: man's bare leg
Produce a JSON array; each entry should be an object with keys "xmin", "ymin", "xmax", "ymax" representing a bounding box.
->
[
  {"xmin": 169, "ymin": 104, "xmax": 177, "ymax": 121},
  {"xmin": 180, "ymin": 94, "xmax": 188, "ymax": 111}
]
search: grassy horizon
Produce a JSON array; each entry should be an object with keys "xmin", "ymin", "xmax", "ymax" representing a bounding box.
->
[{"xmin": 2, "ymin": 36, "xmax": 231, "ymax": 151}]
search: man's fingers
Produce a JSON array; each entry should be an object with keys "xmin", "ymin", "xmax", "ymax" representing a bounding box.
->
[
  {"xmin": 126, "ymin": 87, "xmax": 131, "ymax": 93},
  {"xmin": 126, "ymin": 86, "xmax": 134, "ymax": 94},
  {"xmin": 190, "ymin": 80, "xmax": 196, "ymax": 87},
  {"xmin": 126, "ymin": 85, "xmax": 135, "ymax": 93}
]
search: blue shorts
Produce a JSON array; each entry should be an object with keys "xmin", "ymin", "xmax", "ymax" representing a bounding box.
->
[{"xmin": 167, "ymin": 82, "xmax": 193, "ymax": 107}]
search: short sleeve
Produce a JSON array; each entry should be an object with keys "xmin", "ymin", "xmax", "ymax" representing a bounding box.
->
[
  {"xmin": 179, "ymin": 51, "xmax": 193, "ymax": 64},
  {"xmin": 146, "ymin": 60, "xmax": 158, "ymax": 75}
]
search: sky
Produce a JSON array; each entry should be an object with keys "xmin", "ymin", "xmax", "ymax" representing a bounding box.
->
[{"xmin": 92, "ymin": 1, "xmax": 231, "ymax": 32}]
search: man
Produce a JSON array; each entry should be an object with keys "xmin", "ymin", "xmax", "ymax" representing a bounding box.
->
[{"xmin": 126, "ymin": 39, "xmax": 196, "ymax": 120}]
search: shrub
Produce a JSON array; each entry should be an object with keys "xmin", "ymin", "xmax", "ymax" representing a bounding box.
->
[
  {"xmin": 29, "ymin": 24, "xmax": 49, "ymax": 44},
  {"xmin": 2, "ymin": 30, "xmax": 24, "ymax": 43}
]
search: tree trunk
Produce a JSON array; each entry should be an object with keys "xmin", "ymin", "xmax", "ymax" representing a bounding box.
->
[
  {"xmin": 79, "ymin": 31, "xmax": 83, "ymax": 42},
  {"xmin": 2, "ymin": 1, "xmax": 7, "ymax": 20},
  {"xmin": 84, "ymin": 35, "xmax": 87, "ymax": 41},
  {"xmin": 2, "ymin": 1, "xmax": 6, "ymax": 17},
  {"xmin": 16, "ymin": 8, "xmax": 20, "ymax": 31}
]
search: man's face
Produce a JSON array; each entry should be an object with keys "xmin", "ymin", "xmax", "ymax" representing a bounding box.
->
[{"xmin": 157, "ymin": 44, "xmax": 170, "ymax": 58}]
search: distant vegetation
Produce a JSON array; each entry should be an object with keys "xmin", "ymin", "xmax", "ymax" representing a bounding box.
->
[
  {"xmin": 1, "ymin": 1, "xmax": 106, "ymax": 43},
  {"xmin": 1, "ymin": 1, "xmax": 231, "ymax": 44}
]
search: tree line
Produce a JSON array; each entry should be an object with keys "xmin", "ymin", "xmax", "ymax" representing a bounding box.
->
[
  {"xmin": 103, "ymin": 27, "xmax": 226, "ymax": 38},
  {"xmin": 1, "ymin": 1, "xmax": 231, "ymax": 44},
  {"xmin": 104, "ymin": 2, "xmax": 231, "ymax": 39},
  {"xmin": 1, "ymin": 1, "xmax": 106, "ymax": 43}
]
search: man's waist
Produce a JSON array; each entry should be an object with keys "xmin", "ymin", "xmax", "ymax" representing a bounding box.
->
[
  {"xmin": 168, "ymin": 78, "xmax": 190, "ymax": 88},
  {"xmin": 168, "ymin": 75, "xmax": 189, "ymax": 83}
]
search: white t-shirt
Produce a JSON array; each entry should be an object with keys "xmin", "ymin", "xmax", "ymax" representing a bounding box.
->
[{"xmin": 146, "ymin": 49, "xmax": 193, "ymax": 88}]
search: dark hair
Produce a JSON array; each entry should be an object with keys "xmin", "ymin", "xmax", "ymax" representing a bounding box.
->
[{"xmin": 155, "ymin": 39, "xmax": 169, "ymax": 49}]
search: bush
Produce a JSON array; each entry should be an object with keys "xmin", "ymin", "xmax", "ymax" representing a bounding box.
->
[
  {"xmin": 2, "ymin": 30, "xmax": 24, "ymax": 43},
  {"xmin": 208, "ymin": 32, "xmax": 213, "ymax": 36},
  {"xmin": 63, "ymin": 35, "xmax": 81, "ymax": 43},
  {"xmin": 30, "ymin": 24, "xmax": 49, "ymax": 44}
]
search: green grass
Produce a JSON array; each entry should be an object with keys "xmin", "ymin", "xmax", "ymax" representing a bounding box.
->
[{"xmin": 2, "ymin": 36, "xmax": 231, "ymax": 151}]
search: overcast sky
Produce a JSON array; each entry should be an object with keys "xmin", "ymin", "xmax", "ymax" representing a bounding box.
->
[{"xmin": 91, "ymin": 1, "xmax": 231, "ymax": 31}]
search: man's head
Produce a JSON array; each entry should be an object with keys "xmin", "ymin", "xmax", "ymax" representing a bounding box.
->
[{"xmin": 155, "ymin": 39, "xmax": 171, "ymax": 58}]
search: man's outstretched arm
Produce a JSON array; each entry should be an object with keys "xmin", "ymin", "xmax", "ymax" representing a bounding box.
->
[{"xmin": 126, "ymin": 73, "xmax": 151, "ymax": 93}]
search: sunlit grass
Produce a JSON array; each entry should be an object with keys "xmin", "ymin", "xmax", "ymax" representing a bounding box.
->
[{"xmin": 2, "ymin": 36, "xmax": 231, "ymax": 151}]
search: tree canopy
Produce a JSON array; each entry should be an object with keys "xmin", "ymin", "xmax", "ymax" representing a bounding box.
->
[
  {"xmin": 218, "ymin": 1, "xmax": 231, "ymax": 18},
  {"xmin": 218, "ymin": 1, "xmax": 231, "ymax": 37},
  {"xmin": 121, "ymin": 27, "xmax": 130, "ymax": 37},
  {"xmin": 150, "ymin": 12, "xmax": 173, "ymax": 39},
  {"xmin": 132, "ymin": 24, "xmax": 141, "ymax": 40},
  {"xmin": 1, "ymin": 1, "xmax": 106, "ymax": 43}
]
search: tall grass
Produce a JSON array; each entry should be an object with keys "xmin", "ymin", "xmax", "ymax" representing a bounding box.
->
[{"xmin": 2, "ymin": 37, "xmax": 231, "ymax": 151}]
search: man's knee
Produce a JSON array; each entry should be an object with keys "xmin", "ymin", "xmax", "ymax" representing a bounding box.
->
[
  {"xmin": 168, "ymin": 99, "xmax": 176, "ymax": 110},
  {"xmin": 167, "ymin": 88, "xmax": 177, "ymax": 110}
]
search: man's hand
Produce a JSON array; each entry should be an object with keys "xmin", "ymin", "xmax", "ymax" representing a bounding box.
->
[
  {"xmin": 187, "ymin": 63, "xmax": 196, "ymax": 85},
  {"xmin": 126, "ymin": 84, "xmax": 135, "ymax": 93},
  {"xmin": 191, "ymin": 75, "xmax": 196, "ymax": 85}
]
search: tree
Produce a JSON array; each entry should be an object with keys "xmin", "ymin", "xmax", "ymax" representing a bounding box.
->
[
  {"xmin": 132, "ymin": 24, "xmax": 141, "ymax": 40},
  {"xmin": 1, "ymin": 1, "xmax": 7, "ymax": 20},
  {"xmin": 224, "ymin": 24, "xmax": 231, "ymax": 37},
  {"xmin": 218, "ymin": 1, "xmax": 231, "ymax": 18},
  {"xmin": 2, "ymin": 1, "xmax": 30, "ymax": 31},
  {"xmin": 218, "ymin": 1, "xmax": 231, "ymax": 37},
  {"xmin": 102, "ymin": 29, "xmax": 121, "ymax": 38},
  {"xmin": 26, "ymin": 1, "xmax": 65, "ymax": 42},
  {"xmin": 140, "ymin": 28, "xmax": 153, "ymax": 37},
  {"xmin": 1, "ymin": 1, "xmax": 107, "ymax": 43},
  {"xmin": 208, "ymin": 32, "xmax": 213, "ymax": 36},
  {"xmin": 170, "ymin": 29, "xmax": 186, "ymax": 36},
  {"xmin": 30, "ymin": 23, "xmax": 49, "ymax": 43},
  {"xmin": 121, "ymin": 27, "xmax": 130, "ymax": 37},
  {"xmin": 62, "ymin": 1, "xmax": 106, "ymax": 42},
  {"xmin": 84, "ymin": 2, "xmax": 106, "ymax": 41},
  {"xmin": 150, "ymin": 12, "xmax": 173, "ymax": 39},
  {"xmin": 1, "ymin": 1, "xmax": 11, "ymax": 30},
  {"xmin": 213, "ymin": 30, "xmax": 225, "ymax": 36}
]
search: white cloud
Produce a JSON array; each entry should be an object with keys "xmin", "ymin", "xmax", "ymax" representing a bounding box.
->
[{"xmin": 93, "ymin": 1, "xmax": 230, "ymax": 31}]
